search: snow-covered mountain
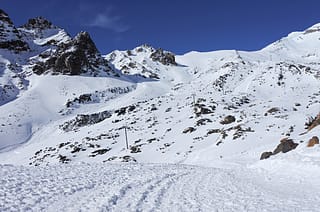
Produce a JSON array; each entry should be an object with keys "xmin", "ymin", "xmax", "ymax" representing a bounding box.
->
[
  {"xmin": 0, "ymin": 7, "xmax": 320, "ymax": 165},
  {"xmin": 0, "ymin": 9, "xmax": 319, "ymax": 167},
  {"xmin": 1, "ymin": 9, "xmax": 320, "ymax": 211}
]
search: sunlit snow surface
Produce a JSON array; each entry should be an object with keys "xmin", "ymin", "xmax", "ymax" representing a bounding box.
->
[
  {"xmin": 1, "ymin": 163, "xmax": 320, "ymax": 211},
  {"xmin": 0, "ymin": 23, "xmax": 320, "ymax": 211}
]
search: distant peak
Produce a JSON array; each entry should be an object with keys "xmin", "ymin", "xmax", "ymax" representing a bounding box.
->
[
  {"xmin": 134, "ymin": 44, "xmax": 155, "ymax": 52},
  {"xmin": 22, "ymin": 16, "xmax": 55, "ymax": 30},
  {"xmin": 0, "ymin": 9, "xmax": 13, "ymax": 24}
]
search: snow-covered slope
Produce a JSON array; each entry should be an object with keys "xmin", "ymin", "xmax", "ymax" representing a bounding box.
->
[
  {"xmin": 1, "ymin": 9, "xmax": 320, "ymax": 211},
  {"xmin": 0, "ymin": 9, "xmax": 319, "ymax": 167},
  {"xmin": 1, "ymin": 163, "xmax": 320, "ymax": 211}
]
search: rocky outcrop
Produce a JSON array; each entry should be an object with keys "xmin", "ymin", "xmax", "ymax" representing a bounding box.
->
[
  {"xmin": 60, "ymin": 110, "xmax": 112, "ymax": 132},
  {"xmin": 273, "ymin": 138, "xmax": 299, "ymax": 154},
  {"xmin": 0, "ymin": 9, "xmax": 13, "ymax": 24},
  {"xmin": 150, "ymin": 48, "xmax": 177, "ymax": 65},
  {"xmin": 260, "ymin": 138, "xmax": 299, "ymax": 160},
  {"xmin": 33, "ymin": 31, "xmax": 113, "ymax": 76},
  {"xmin": 0, "ymin": 40, "xmax": 29, "ymax": 52},
  {"xmin": 0, "ymin": 9, "xmax": 29, "ymax": 52},
  {"xmin": 22, "ymin": 17, "xmax": 54, "ymax": 30}
]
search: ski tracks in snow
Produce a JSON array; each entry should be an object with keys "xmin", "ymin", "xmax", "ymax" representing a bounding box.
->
[{"xmin": 1, "ymin": 163, "xmax": 319, "ymax": 211}]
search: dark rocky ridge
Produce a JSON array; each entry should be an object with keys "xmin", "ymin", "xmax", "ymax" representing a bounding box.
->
[
  {"xmin": 22, "ymin": 17, "xmax": 55, "ymax": 30},
  {"xmin": 0, "ymin": 9, "xmax": 176, "ymax": 78},
  {"xmin": 32, "ymin": 31, "xmax": 113, "ymax": 76},
  {"xmin": 0, "ymin": 9, "xmax": 13, "ymax": 24},
  {"xmin": 0, "ymin": 9, "xmax": 29, "ymax": 52},
  {"xmin": 150, "ymin": 48, "xmax": 177, "ymax": 66}
]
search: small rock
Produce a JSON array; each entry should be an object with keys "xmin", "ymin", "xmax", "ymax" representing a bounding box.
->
[
  {"xmin": 260, "ymin": 152, "xmax": 273, "ymax": 160},
  {"xmin": 265, "ymin": 107, "xmax": 280, "ymax": 116},
  {"xmin": 220, "ymin": 115, "xmax": 236, "ymax": 125},
  {"xmin": 183, "ymin": 127, "xmax": 196, "ymax": 133},
  {"xmin": 121, "ymin": 155, "xmax": 137, "ymax": 162},
  {"xmin": 130, "ymin": 146, "xmax": 141, "ymax": 153},
  {"xmin": 307, "ymin": 136, "xmax": 319, "ymax": 147}
]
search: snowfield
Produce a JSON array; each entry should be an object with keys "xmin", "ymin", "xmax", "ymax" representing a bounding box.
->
[
  {"xmin": 1, "ymin": 163, "xmax": 320, "ymax": 212},
  {"xmin": 1, "ymin": 10, "xmax": 320, "ymax": 211}
]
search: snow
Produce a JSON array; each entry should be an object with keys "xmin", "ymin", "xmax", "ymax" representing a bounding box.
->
[
  {"xmin": 0, "ymin": 16, "xmax": 320, "ymax": 211},
  {"xmin": 1, "ymin": 163, "xmax": 319, "ymax": 211},
  {"xmin": 0, "ymin": 75, "xmax": 135, "ymax": 152}
]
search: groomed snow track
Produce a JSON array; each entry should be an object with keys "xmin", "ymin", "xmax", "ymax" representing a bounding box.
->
[{"xmin": 1, "ymin": 163, "xmax": 319, "ymax": 212}]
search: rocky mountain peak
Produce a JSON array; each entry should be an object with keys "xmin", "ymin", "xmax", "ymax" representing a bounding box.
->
[
  {"xmin": 32, "ymin": 31, "xmax": 113, "ymax": 76},
  {"xmin": 22, "ymin": 16, "xmax": 55, "ymax": 30},
  {"xmin": 136, "ymin": 44, "xmax": 155, "ymax": 51},
  {"xmin": 73, "ymin": 31, "xmax": 98, "ymax": 55},
  {"xmin": 0, "ymin": 9, "xmax": 13, "ymax": 25}
]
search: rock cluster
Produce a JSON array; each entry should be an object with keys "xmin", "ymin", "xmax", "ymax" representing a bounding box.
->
[
  {"xmin": 22, "ymin": 17, "xmax": 54, "ymax": 30},
  {"xmin": 33, "ymin": 31, "xmax": 112, "ymax": 76},
  {"xmin": 150, "ymin": 48, "xmax": 177, "ymax": 65},
  {"xmin": 0, "ymin": 9, "xmax": 29, "ymax": 52}
]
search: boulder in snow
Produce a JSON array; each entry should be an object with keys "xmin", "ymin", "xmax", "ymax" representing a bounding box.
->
[{"xmin": 307, "ymin": 136, "xmax": 319, "ymax": 147}]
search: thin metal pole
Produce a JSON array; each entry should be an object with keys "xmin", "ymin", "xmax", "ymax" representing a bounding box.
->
[{"xmin": 124, "ymin": 124, "xmax": 129, "ymax": 149}]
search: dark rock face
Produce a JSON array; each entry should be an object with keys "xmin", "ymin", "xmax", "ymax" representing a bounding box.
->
[
  {"xmin": 0, "ymin": 40, "xmax": 29, "ymax": 52},
  {"xmin": 260, "ymin": 138, "xmax": 299, "ymax": 160},
  {"xmin": 273, "ymin": 138, "xmax": 298, "ymax": 154},
  {"xmin": 33, "ymin": 31, "xmax": 111, "ymax": 76},
  {"xmin": 22, "ymin": 17, "xmax": 54, "ymax": 30},
  {"xmin": 0, "ymin": 9, "xmax": 13, "ymax": 24},
  {"xmin": 60, "ymin": 110, "xmax": 112, "ymax": 132},
  {"xmin": 150, "ymin": 48, "xmax": 177, "ymax": 65},
  {"xmin": 0, "ymin": 9, "xmax": 29, "ymax": 52}
]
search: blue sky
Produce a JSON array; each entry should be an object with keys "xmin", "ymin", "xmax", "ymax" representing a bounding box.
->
[{"xmin": 2, "ymin": 0, "xmax": 320, "ymax": 54}]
